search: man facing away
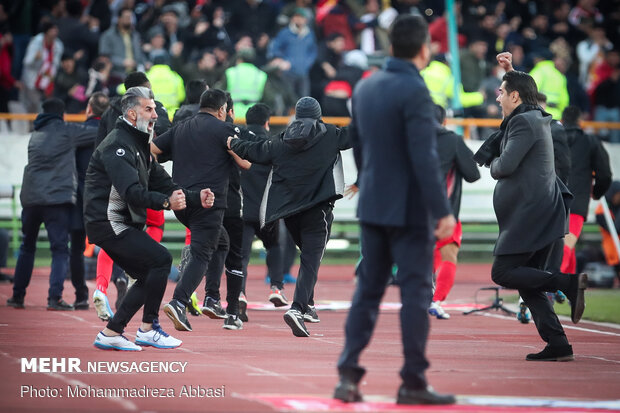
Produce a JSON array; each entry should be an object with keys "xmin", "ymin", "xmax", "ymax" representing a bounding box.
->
[
  {"xmin": 85, "ymin": 86, "xmax": 214, "ymax": 351},
  {"xmin": 333, "ymin": 15, "xmax": 456, "ymax": 405}
]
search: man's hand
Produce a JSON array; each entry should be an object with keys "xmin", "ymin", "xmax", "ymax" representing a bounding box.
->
[
  {"xmin": 435, "ymin": 214, "xmax": 456, "ymax": 240},
  {"xmin": 200, "ymin": 188, "xmax": 215, "ymax": 209},
  {"xmin": 227, "ymin": 135, "xmax": 238, "ymax": 150},
  {"xmin": 344, "ymin": 184, "xmax": 359, "ymax": 199},
  {"xmin": 496, "ymin": 52, "xmax": 514, "ymax": 72},
  {"xmin": 169, "ymin": 189, "xmax": 186, "ymax": 211}
]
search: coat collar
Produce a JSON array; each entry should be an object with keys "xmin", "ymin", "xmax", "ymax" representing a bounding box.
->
[{"xmin": 383, "ymin": 57, "xmax": 421, "ymax": 78}]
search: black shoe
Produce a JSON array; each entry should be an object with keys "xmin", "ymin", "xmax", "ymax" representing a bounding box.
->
[
  {"xmin": 163, "ymin": 299, "xmax": 193, "ymax": 331},
  {"xmin": 115, "ymin": 278, "xmax": 127, "ymax": 311},
  {"xmin": 569, "ymin": 273, "xmax": 588, "ymax": 324},
  {"xmin": 222, "ymin": 314, "xmax": 243, "ymax": 330},
  {"xmin": 526, "ymin": 344, "xmax": 574, "ymax": 361},
  {"xmin": 283, "ymin": 308, "xmax": 309, "ymax": 337},
  {"xmin": 73, "ymin": 299, "xmax": 90, "ymax": 310},
  {"xmin": 303, "ymin": 305, "xmax": 320, "ymax": 323},
  {"xmin": 201, "ymin": 296, "xmax": 227, "ymax": 319},
  {"xmin": 0, "ymin": 272, "xmax": 14, "ymax": 283},
  {"xmin": 333, "ymin": 378, "xmax": 363, "ymax": 403},
  {"xmin": 238, "ymin": 293, "xmax": 248, "ymax": 322},
  {"xmin": 47, "ymin": 299, "xmax": 74, "ymax": 311},
  {"xmin": 7, "ymin": 296, "xmax": 24, "ymax": 309},
  {"xmin": 396, "ymin": 385, "xmax": 456, "ymax": 405}
]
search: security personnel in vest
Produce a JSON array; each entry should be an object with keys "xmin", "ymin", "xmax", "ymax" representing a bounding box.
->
[
  {"xmin": 529, "ymin": 51, "xmax": 569, "ymax": 120},
  {"xmin": 216, "ymin": 47, "xmax": 269, "ymax": 119},
  {"xmin": 145, "ymin": 55, "xmax": 186, "ymax": 118},
  {"xmin": 421, "ymin": 54, "xmax": 484, "ymax": 111}
]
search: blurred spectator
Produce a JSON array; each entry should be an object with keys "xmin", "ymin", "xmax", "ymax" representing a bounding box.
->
[
  {"xmin": 522, "ymin": 14, "xmax": 552, "ymax": 60},
  {"xmin": 157, "ymin": 7, "xmax": 188, "ymax": 57},
  {"xmin": 0, "ymin": 228, "xmax": 11, "ymax": 283},
  {"xmin": 172, "ymin": 79, "xmax": 208, "ymax": 124},
  {"xmin": 429, "ymin": 6, "xmax": 467, "ymax": 54},
  {"xmin": 86, "ymin": 0, "xmax": 112, "ymax": 33},
  {"xmin": 216, "ymin": 47, "xmax": 271, "ymax": 119},
  {"xmin": 507, "ymin": 43, "xmax": 526, "ymax": 72},
  {"xmin": 592, "ymin": 57, "xmax": 620, "ymax": 142},
  {"xmin": 530, "ymin": 51, "xmax": 569, "ymax": 119},
  {"xmin": 321, "ymin": 49, "xmax": 367, "ymax": 116},
  {"xmin": 568, "ymin": 0, "xmax": 604, "ymax": 32},
  {"xmin": 0, "ymin": 29, "xmax": 22, "ymax": 115},
  {"xmin": 310, "ymin": 32, "xmax": 346, "ymax": 101},
  {"xmin": 21, "ymin": 21, "xmax": 63, "ymax": 113},
  {"xmin": 548, "ymin": 1, "xmax": 582, "ymax": 45},
  {"xmin": 84, "ymin": 55, "xmax": 111, "ymax": 97},
  {"xmin": 554, "ymin": 54, "xmax": 591, "ymax": 115},
  {"xmin": 54, "ymin": 53, "xmax": 88, "ymax": 113},
  {"xmin": 359, "ymin": 0, "xmax": 394, "ymax": 55},
  {"xmin": 228, "ymin": 0, "xmax": 277, "ymax": 42},
  {"xmin": 277, "ymin": 0, "xmax": 314, "ymax": 29},
  {"xmin": 183, "ymin": 7, "xmax": 231, "ymax": 60},
  {"xmin": 144, "ymin": 26, "xmax": 172, "ymax": 66},
  {"xmin": 4, "ymin": 0, "xmax": 40, "ymax": 82},
  {"xmin": 576, "ymin": 24, "xmax": 613, "ymax": 88},
  {"xmin": 460, "ymin": 35, "xmax": 489, "ymax": 92},
  {"xmin": 262, "ymin": 57, "xmax": 298, "ymax": 116},
  {"xmin": 317, "ymin": 0, "xmax": 372, "ymax": 51},
  {"xmin": 268, "ymin": 8, "xmax": 317, "ymax": 99},
  {"xmin": 172, "ymin": 48, "xmax": 224, "ymax": 86},
  {"xmin": 98, "ymin": 7, "xmax": 146, "ymax": 86},
  {"xmin": 56, "ymin": 0, "xmax": 100, "ymax": 71},
  {"xmin": 145, "ymin": 56, "xmax": 185, "ymax": 116}
]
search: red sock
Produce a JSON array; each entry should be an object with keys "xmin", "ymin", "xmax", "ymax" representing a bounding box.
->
[
  {"xmin": 433, "ymin": 261, "xmax": 456, "ymax": 302},
  {"xmin": 96, "ymin": 250, "xmax": 114, "ymax": 294},
  {"xmin": 567, "ymin": 248, "xmax": 577, "ymax": 273},
  {"xmin": 561, "ymin": 244, "xmax": 573, "ymax": 273}
]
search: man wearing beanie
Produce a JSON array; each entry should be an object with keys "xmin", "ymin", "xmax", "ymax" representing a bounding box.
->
[{"xmin": 228, "ymin": 96, "xmax": 350, "ymax": 337}]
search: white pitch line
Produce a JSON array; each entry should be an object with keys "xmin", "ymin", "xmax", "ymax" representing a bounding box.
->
[{"xmin": 480, "ymin": 312, "xmax": 620, "ymax": 337}]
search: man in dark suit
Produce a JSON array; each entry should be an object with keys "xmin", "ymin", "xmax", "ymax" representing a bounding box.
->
[
  {"xmin": 333, "ymin": 15, "xmax": 456, "ymax": 405},
  {"xmin": 489, "ymin": 66, "xmax": 588, "ymax": 362}
]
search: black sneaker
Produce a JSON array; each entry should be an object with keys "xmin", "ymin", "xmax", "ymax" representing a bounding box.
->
[
  {"xmin": 396, "ymin": 385, "xmax": 456, "ymax": 405},
  {"xmin": 283, "ymin": 309, "xmax": 310, "ymax": 337},
  {"xmin": 47, "ymin": 299, "xmax": 74, "ymax": 311},
  {"xmin": 164, "ymin": 299, "xmax": 193, "ymax": 331},
  {"xmin": 239, "ymin": 293, "xmax": 248, "ymax": 322},
  {"xmin": 0, "ymin": 272, "xmax": 14, "ymax": 283},
  {"xmin": 333, "ymin": 378, "xmax": 363, "ymax": 403},
  {"xmin": 526, "ymin": 344, "xmax": 574, "ymax": 361},
  {"xmin": 304, "ymin": 305, "xmax": 320, "ymax": 323},
  {"xmin": 115, "ymin": 278, "xmax": 127, "ymax": 311},
  {"xmin": 201, "ymin": 296, "xmax": 227, "ymax": 319},
  {"xmin": 569, "ymin": 273, "xmax": 588, "ymax": 324},
  {"xmin": 73, "ymin": 299, "xmax": 90, "ymax": 310},
  {"xmin": 7, "ymin": 296, "xmax": 24, "ymax": 309},
  {"xmin": 222, "ymin": 314, "xmax": 243, "ymax": 330}
]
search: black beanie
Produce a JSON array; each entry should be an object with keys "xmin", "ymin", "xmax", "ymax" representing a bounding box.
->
[{"xmin": 295, "ymin": 97, "xmax": 322, "ymax": 119}]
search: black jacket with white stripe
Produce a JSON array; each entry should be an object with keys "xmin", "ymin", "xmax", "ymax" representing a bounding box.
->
[{"xmin": 84, "ymin": 118, "xmax": 198, "ymax": 243}]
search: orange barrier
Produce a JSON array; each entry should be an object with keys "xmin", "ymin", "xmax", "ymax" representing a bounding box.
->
[{"xmin": 2, "ymin": 113, "xmax": 619, "ymax": 139}]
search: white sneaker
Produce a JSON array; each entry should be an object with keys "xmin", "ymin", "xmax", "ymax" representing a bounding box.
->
[
  {"xmin": 94, "ymin": 332, "xmax": 142, "ymax": 351},
  {"xmin": 428, "ymin": 301, "xmax": 450, "ymax": 319},
  {"xmin": 93, "ymin": 289, "xmax": 114, "ymax": 321},
  {"xmin": 135, "ymin": 321, "xmax": 182, "ymax": 349}
]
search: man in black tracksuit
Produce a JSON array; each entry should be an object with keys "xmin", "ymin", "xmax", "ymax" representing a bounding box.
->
[
  {"xmin": 229, "ymin": 96, "xmax": 350, "ymax": 337},
  {"xmin": 152, "ymin": 88, "xmax": 241, "ymax": 332},
  {"xmin": 85, "ymin": 87, "xmax": 214, "ymax": 351}
]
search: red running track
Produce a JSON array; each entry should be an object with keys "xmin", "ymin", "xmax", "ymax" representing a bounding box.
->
[{"xmin": 0, "ymin": 263, "xmax": 619, "ymax": 412}]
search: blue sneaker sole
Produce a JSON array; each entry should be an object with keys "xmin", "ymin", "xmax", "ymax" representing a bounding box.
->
[
  {"xmin": 93, "ymin": 342, "xmax": 141, "ymax": 351},
  {"xmin": 135, "ymin": 340, "xmax": 180, "ymax": 349}
]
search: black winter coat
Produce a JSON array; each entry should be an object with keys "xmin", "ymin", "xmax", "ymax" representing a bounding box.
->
[
  {"xmin": 230, "ymin": 118, "xmax": 349, "ymax": 225},
  {"xmin": 20, "ymin": 114, "xmax": 96, "ymax": 208},
  {"xmin": 240, "ymin": 124, "xmax": 272, "ymax": 223},
  {"xmin": 565, "ymin": 126, "xmax": 611, "ymax": 218}
]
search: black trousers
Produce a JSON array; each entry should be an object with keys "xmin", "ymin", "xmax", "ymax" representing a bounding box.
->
[
  {"xmin": 97, "ymin": 227, "xmax": 172, "ymax": 334},
  {"xmin": 491, "ymin": 243, "xmax": 570, "ymax": 347},
  {"xmin": 205, "ymin": 215, "xmax": 244, "ymax": 300},
  {"xmin": 284, "ymin": 202, "xmax": 333, "ymax": 313},
  {"xmin": 280, "ymin": 219, "xmax": 297, "ymax": 275},
  {"xmin": 241, "ymin": 220, "xmax": 283, "ymax": 291},
  {"xmin": 69, "ymin": 229, "xmax": 89, "ymax": 302},
  {"xmin": 337, "ymin": 222, "xmax": 433, "ymax": 389},
  {"xmin": 173, "ymin": 207, "xmax": 225, "ymax": 306}
]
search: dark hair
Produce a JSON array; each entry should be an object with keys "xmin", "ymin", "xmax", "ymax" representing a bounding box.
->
[
  {"xmin": 42, "ymin": 98, "xmax": 65, "ymax": 115},
  {"xmin": 389, "ymin": 14, "xmax": 429, "ymax": 59},
  {"xmin": 562, "ymin": 106, "xmax": 581, "ymax": 127},
  {"xmin": 124, "ymin": 72, "xmax": 149, "ymax": 89},
  {"xmin": 118, "ymin": 7, "xmax": 133, "ymax": 18},
  {"xmin": 186, "ymin": 80, "xmax": 208, "ymax": 104},
  {"xmin": 88, "ymin": 92, "xmax": 110, "ymax": 117},
  {"xmin": 536, "ymin": 92, "xmax": 547, "ymax": 104},
  {"xmin": 199, "ymin": 88, "xmax": 227, "ymax": 111},
  {"xmin": 433, "ymin": 104, "xmax": 446, "ymax": 124},
  {"xmin": 502, "ymin": 70, "xmax": 538, "ymax": 106},
  {"xmin": 66, "ymin": 0, "xmax": 83, "ymax": 17},
  {"xmin": 225, "ymin": 92, "xmax": 234, "ymax": 112},
  {"xmin": 246, "ymin": 103, "xmax": 272, "ymax": 125},
  {"xmin": 40, "ymin": 21, "xmax": 57, "ymax": 35}
]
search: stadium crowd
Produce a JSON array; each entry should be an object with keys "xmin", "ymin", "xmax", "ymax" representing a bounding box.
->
[{"xmin": 0, "ymin": 0, "xmax": 619, "ymax": 139}]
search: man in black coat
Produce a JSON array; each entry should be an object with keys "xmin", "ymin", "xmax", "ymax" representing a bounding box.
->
[
  {"xmin": 560, "ymin": 106, "xmax": 611, "ymax": 274},
  {"xmin": 228, "ymin": 96, "xmax": 349, "ymax": 338},
  {"xmin": 8, "ymin": 98, "xmax": 97, "ymax": 311},
  {"xmin": 333, "ymin": 15, "xmax": 456, "ymax": 405},
  {"xmin": 489, "ymin": 66, "xmax": 588, "ymax": 362},
  {"xmin": 85, "ymin": 87, "xmax": 214, "ymax": 351}
]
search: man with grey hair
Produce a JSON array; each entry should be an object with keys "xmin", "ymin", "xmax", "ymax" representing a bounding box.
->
[{"xmin": 84, "ymin": 86, "xmax": 215, "ymax": 351}]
